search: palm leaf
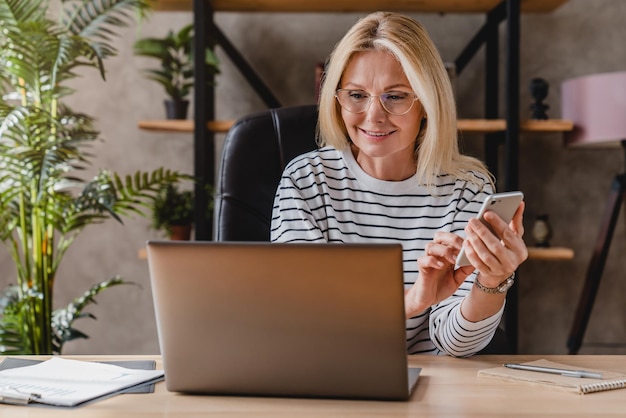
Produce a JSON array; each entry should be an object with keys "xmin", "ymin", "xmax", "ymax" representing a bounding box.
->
[
  {"xmin": 51, "ymin": 276, "xmax": 131, "ymax": 354},
  {"xmin": 0, "ymin": 285, "xmax": 34, "ymax": 354},
  {"xmin": 111, "ymin": 168, "xmax": 193, "ymax": 216},
  {"xmin": 62, "ymin": 0, "xmax": 152, "ymax": 79},
  {"xmin": 66, "ymin": 168, "xmax": 190, "ymax": 230},
  {"xmin": 0, "ymin": 0, "xmax": 45, "ymax": 24},
  {"xmin": 64, "ymin": 0, "xmax": 152, "ymax": 38}
]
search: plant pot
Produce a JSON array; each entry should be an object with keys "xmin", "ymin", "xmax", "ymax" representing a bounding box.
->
[
  {"xmin": 164, "ymin": 99, "xmax": 189, "ymax": 120},
  {"xmin": 169, "ymin": 224, "xmax": 193, "ymax": 240}
]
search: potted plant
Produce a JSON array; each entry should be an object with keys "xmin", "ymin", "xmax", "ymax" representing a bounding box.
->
[
  {"xmin": 151, "ymin": 182, "xmax": 195, "ymax": 240},
  {"xmin": 133, "ymin": 23, "xmax": 220, "ymax": 119},
  {"xmin": 0, "ymin": 0, "xmax": 188, "ymax": 354}
]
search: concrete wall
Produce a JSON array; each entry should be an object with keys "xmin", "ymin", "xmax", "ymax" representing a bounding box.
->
[{"xmin": 1, "ymin": 0, "xmax": 623, "ymax": 355}]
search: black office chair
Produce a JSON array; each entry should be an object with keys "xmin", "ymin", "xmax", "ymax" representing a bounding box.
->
[
  {"xmin": 214, "ymin": 104, "xmax": 512, "ymax": 354},
  {"xmin": 214, "ymin": 105, "xmax": 319, "ymax": 241}
]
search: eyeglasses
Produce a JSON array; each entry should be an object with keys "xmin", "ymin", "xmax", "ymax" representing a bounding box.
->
[{"xmin": 335, "ymin": 89, "xmax": 419, "ymax": 116}]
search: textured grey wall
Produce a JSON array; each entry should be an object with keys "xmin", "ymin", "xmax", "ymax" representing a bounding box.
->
[{"xmin": 1, "ymin": 0, "xmax": 622, "ymax": 355}]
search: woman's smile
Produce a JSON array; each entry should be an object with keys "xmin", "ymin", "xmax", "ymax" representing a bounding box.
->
[{"xmin": 359, "ymin": 128, "xmax": 397, "ymax": 140}]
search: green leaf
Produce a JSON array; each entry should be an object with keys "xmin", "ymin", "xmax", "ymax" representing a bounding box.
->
[
  {"xmin": 51, "ymin": 276, "xmax": 133, "ymax": 354},
  {"xmin": 133, "ymin": 22, "xmax": 220, "ymax": 100},
  {"xmin": 0, "ymin": 285, "xmax": 29, "ymax": 354}
]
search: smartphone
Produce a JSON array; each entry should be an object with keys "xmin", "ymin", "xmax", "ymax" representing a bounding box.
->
[{"xmin": 455, "ymin": 191, "xmax": 524, "ymax": 267}]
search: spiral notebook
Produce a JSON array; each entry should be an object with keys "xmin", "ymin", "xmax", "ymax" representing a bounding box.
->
[{"xmin": 478, "ymin": 359, "xmax": 626, "ymax": 394}]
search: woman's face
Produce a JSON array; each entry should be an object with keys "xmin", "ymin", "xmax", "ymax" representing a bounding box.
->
[{"xmin": 339, "ymin": 50, "xmax": 424, "ymax": 181}]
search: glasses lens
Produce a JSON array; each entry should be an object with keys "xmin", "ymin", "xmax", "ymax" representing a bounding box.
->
[
  {"xmin": 336, "ymin": 90, "xmax": 416, "ymax": 115},
  {"xmin": 380, "ymin": 91, "xmax": 416, "ymax": 115},
  {"xmin": 336, "ymin": 90, "xmax": 369, "ymax": 113}
]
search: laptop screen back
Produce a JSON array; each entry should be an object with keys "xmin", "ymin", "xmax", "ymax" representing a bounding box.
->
[{"xmin": 147, "ymin": 241, "xmax": 412, "ymax": 400}]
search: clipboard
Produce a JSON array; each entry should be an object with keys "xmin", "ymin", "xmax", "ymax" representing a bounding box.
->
[{"xmin": 0, "ymin": 357, "xmax": 164, "ymax": 407}]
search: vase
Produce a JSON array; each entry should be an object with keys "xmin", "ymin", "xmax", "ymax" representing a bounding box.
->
[
  {"xmin": 164, "ymin": 99, "xmax": 189, "ymax": 120},
  {"xmin": 169, "ymin": 224, "xmax": 192, "ymax": 240}
]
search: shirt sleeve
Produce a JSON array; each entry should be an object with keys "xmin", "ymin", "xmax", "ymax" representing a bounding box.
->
[
  {"xmin": 429, "ymin": 294, "xmax": 505, "ymax": 357},
  {"xmin": 428, "ymin": 177, "xmax": 505, "ymax": 357},
  {"xmin": 270, "ymin": 171, "xmax": 326, "ymax": 243}
]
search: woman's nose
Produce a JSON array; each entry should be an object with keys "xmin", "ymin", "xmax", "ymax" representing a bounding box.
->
[{"xmin": 366, "ymin": 96, "xmax": 387, "ymax": 121}]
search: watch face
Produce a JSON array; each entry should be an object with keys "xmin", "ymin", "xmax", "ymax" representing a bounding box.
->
[{"xmin": 498, "ymin": 278, "xmax": 514, "ymax": 292}]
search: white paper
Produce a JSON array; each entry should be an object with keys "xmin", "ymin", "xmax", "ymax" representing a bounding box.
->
[{"xmin": 0, "ymin": 357, "xmax": 164, "ymax": 406}]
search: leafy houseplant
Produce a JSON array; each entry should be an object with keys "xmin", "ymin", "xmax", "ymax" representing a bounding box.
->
[
  {"xmin": 151, "ymin": 182, "xmax": 194, "ymax": 240},
  {"xmin": 133, "ymin": 23, "xmax": 220, "ymax": 119},
  {"xmin": 0, "ymin": 0, "xmax": 188, "ymax": 354}
]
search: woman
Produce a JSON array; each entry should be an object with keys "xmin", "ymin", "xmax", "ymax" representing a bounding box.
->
[{"xmin": 271, "ymin": 12, "xmax": 527, "ymax": 356}]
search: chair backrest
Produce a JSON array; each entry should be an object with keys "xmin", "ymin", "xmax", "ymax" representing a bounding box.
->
[{"xmin": 214, "ymin": 105, "xmax": 319, "ymax": 241}]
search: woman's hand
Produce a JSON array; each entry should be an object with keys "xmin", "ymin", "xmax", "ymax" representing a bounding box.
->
[
  {"xmin": 405, "ymin": 201, "xmax": 528, "ymax": 319},
  {"xmin": 456, "ymin": 201, "xmax": 527, "ymax": 322},
  {"xmin": 461, "ymin": 201, "xmax": 528, "ymax": 287},
  {"xmin": 405, "ymin": 231, "xmax": 475, "ymax": 317}
]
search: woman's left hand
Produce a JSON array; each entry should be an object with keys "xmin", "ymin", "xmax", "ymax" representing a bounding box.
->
[
  {"xmin": 461, "ymin": 201, "xmax": 528, "ymax": 287},
  {"xmin": 405, "ymin": 201, "xmax": 528, "ymax": 318}
]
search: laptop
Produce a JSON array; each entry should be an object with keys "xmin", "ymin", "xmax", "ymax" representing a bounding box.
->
[{"xmin": 146, "ymin": 241, "xmax": 420, "ymax": 401}]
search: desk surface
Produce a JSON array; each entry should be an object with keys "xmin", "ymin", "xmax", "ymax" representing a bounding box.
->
[{"xmin": 0, "ymin": 355, "xmax": 624, "ymax": 417}]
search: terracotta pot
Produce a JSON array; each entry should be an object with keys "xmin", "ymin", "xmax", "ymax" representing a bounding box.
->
[
  {"xmin": 164, "ymin": 99, "xmax": 189, "ymax": 120},
  {"xmin": 168, "ymin": 224, "xmax": 192, "ymax": 240}
]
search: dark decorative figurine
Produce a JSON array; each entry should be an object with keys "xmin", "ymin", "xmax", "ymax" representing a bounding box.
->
[{"xmin": 529, "ymin": 77, "xmax": 550, "ymax": 119}]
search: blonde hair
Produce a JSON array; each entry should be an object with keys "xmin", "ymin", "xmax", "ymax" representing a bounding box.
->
[{"xmin": 318, "ymin": 11, "xmax": 492, "ymax": 188}]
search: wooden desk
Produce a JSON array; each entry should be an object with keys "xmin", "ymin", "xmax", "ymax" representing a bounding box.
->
[{"xmin": 0, "ymin": 355, "xmax": 624, "ymax": 417}]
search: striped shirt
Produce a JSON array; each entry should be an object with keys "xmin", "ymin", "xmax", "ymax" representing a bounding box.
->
[{"xmin": 271, "ymin": 146, "xmax": 504, "ymax": 356}]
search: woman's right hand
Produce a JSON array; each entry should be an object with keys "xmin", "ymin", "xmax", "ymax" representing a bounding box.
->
[{"xmin": 405, "ymin": 231, "xmax": 475, "ymax": 317}]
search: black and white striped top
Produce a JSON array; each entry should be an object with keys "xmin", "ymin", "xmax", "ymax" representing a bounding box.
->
[{"xmin": 271, "ymin": 147, "xmax": 504, "ymax": 356}]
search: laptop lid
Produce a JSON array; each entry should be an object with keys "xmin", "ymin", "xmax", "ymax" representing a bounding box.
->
[{"xmin": 147, "ymin": 241, "xmax": 419, "ymax": 401}]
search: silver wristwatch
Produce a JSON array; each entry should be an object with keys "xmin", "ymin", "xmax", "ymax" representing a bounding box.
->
[{"xmin": 474, "ymin": 273, "xmax": 515, "ymax": 294}]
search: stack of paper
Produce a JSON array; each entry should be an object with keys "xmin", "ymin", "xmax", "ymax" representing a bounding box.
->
[{"xmin": 0, "ymin": 357, "xmax": 164, "ymax": 406}]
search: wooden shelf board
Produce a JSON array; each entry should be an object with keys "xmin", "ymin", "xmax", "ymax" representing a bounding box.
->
[
  {"xmin": 138, "ymin": 119, "xmax": 235, "ymax": 133},
  {"xmin": 458, "ymin": 119, "xmax": 573, "ymax": 134},
  {"xmin": 153, "ymin": 0, "xmax": 569, "ymax": 13},
  {"xmin": 527, "ymin": 246, "xmax": 574, "ymax": 260},
  {"xmin": 140, "ymin": 119, "xmax": 572, "ymax": 135}
]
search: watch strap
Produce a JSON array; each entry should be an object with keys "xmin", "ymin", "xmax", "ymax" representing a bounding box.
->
[{"xmin": 474, "ymin": 272, "xmax": 515, "ymax": 294}]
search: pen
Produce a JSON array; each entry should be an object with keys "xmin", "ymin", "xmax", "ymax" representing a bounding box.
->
[
  {"xmin": 503, "ymin": 363, "xmax": 603, "ymax": 379},
  {"xmin": 0, "ymin": 386, "xmax": 41, "ymax": 405}
]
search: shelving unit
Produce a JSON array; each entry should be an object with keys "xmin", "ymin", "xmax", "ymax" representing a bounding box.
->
[{"xmin": 149, "ymin": 0, "xmax": 570, "ymax": 352}]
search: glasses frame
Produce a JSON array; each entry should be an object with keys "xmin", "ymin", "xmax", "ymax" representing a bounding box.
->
[{"xmin": 335, "ymin": 89, "xmax": 419, "ymax": 116}]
